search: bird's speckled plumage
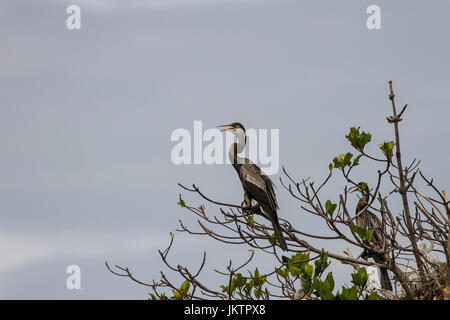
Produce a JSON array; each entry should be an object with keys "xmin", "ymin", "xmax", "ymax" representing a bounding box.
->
[{"xmin": 354, "ymin": 182, "xmax": 392, "ymax": 291}]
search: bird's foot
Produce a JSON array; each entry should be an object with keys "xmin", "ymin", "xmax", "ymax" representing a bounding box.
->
[
  {"xmin": 250, "ymin": 203, "xmax": 261, "ymax": 215},
  {"xmin": 243, "ymin": 203, "xmax": 261, "ymax": 215},
  {"xmin": 242, "ymin": 204, "xmax": 253, "ymax": 214}
]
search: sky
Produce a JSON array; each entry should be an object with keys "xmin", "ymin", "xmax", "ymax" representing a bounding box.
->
[{"xmin": 0, "ymin": 0, "xmax": 449, "ymax": 299}]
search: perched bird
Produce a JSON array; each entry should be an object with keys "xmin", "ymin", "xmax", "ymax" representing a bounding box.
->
[
  {"xmin": 218, "ymin": 122, "xmax": 288, "ymax": 251},
  {"xmin": 351, "ymin": 182, "xmax": 392, "ymax": 291}
]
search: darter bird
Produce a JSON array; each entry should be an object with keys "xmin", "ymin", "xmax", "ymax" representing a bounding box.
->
[
  {"xmin": 218, "ymin": 122, "xmax": 287, "ymax": 251},
  {"xmin": 351, "ymin": 182, "xmax": 392, "ymax": 291}
]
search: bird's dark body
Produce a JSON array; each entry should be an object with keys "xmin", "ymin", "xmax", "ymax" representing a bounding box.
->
[
  {"xmin": 220, "ymin": 122, "xmax": 287, "ymax": 251},
  {"xmin": 232, "ymin": 159, "xmax": 288, "ymax": 251},
  {"xmin": 233, "ymin": 163, "xmax": 277, "ymax": 211}
]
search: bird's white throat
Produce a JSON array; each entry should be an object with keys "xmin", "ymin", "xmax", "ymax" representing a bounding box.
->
[{"xmin": 228, "ymin": 129, "xmax": 246, "ymax": 163}]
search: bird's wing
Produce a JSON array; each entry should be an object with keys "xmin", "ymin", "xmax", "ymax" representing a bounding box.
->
[
  {"xmin": 261, "ymin": 173, "xmax": 278, "ymax": 210},
  {"xmin": 239, "ymin": 163, "xmax": 278, "ymax": 211},
  {"xmin": 240, "ymin": 164, "xmax": 267, "ymax": 192},
  {"xmin": 368, "ymin": 213, "xmax": 386, "ymax": 250}
]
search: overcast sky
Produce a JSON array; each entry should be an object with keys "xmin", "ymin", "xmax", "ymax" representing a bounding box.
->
[{"xmin": 0, "ymin": 0, "xmax": 449, "ymax": 299}]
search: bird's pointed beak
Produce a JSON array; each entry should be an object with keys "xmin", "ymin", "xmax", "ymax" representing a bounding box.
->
[
  {"xmin": 350, "ymin": 186, "xmax": 361, "ymax": 193},
  {"xmin": 217, "ymin": 124, "xmax": 233, "ymax": 132}
]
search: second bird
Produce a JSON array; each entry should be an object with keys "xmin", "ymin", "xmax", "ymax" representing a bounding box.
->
[
  {"xmin": 218, "ymin": 122, "xmax": 288, "ymax": 251},
  {"xmin": 351, "ymin": 182, "xmax": 392, "ymax": 291}
]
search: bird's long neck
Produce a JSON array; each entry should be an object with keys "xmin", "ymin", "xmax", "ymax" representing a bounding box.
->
[
  {"xmin": 356, "ymin": 191, "xmax": 370, "ymax": 213},
  {"xmin": 363, "ymin": 190, "xmax": 370, "ymax": 204},
  {"xmin": 229, "ymin": 131, "xmax": 246, "ymax": 165}
]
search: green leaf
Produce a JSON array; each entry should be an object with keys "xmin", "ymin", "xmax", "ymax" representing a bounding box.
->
[
  {"xmin": 332, "ymin": 152, "xmax": 353, "ymax": 169},
  {"xmin": 346, "ymin": 127, "xmax": 372, "ymax": 151},
  {"xmin": 251, "ymin": 267, "xmax": 266, "ymax": 287},
  {"xmin": 325, "ymin": 200, "xmax": 331, "ymax": 213},
  {"xmin": 318, "ymin": 288, "xmax": 334, "ymax": 300},
  {"xmin": 351, "ymin": 268, "xmax": 368, "ymax": 287},
  {"xmin": 351, "ymin": 224, "xmax": 372, "ymax": 243},
  {"xmin": 379, "ymin": 141, "xmax": 395, "ymax": 158},
  {"xmin": 177, "ymin": 195, "xmax": 186, "ymax": 207},
  {"xmin": 324, "ymin": 272, "xmax": 335, "ymax": 292},
  {"xmin": 343, "ymin": 152, "xmax": 353, "ymax": 166},
  {"xmin": 339, "ymin": 286, "xmax": 358, "ymax": 300},
  {"xmin": 276, "ymin": 267, "xmax": 288, "ymax": 279},
  {"xmin": 281, "ymin": 255, "xmax": 290, "ymax": 264},
  {"xmin": 292, "ymin": 252, "xmax": 310, "ymax": 264},
  {"xmin": 314, "ymin": 252, "xmax": 329, "ymax": 277},
  {"xmin": 365, "ymin": 229, "xmax": 373, "ymax": 243},
  {"xmin": 304, "ymin": 264, "xmax": 314, "ymax": 278},
  {"xmin": 243, "ymin": 192, "xmax": 249, "ymax": 205},
  {"xmin": 244, "ymin": 282, "xmax": 253, "ymax": 295},
  {"xmin": 220, "ymin": 285, "xmax": 228, "ymax": 293},
  {"xmin": 229, "ymin": 280, "xmax": 236, "ymax": 294},
  {"xmin": 276, "ymin": 267, "xmax": 286, "ymax": 278},
  {"xmin": 332, "ymin": 154, "xmax": 346, "ymax": 168},
  {"xmin": 352, "ymin": 154, "xmax": 363, "ymax": 167},
  {"xmin": 268, "ymin": 232, "xmax": 276, "ymax": 245},
  {"xmin": 351, "ymin": 224, "xmax": 362, "ymax": 236},
  {"xmin": 246, "ymin": 214, "xmax": 254, "ymax": 226},
  {"xmin": 254, "ymin": 288, "xmax": 262, "ymax": 299},
  {"xmin": 234, "ymin": 273, "xmax": 246, "ymax": 288},
  {"xmin": 287, "ymin": 260, "xmax": 301, "ymax": 277},
  {"xmin": 347, "ymin": 286, "xmax": 358, "ymax": 300},
  {"xmin": 325, "ymin": 200, "xmax": 337, "ymax": 216},
  {"xmin": 173, "ymin": 289, "xmax": 182, "ymax": 300},
  {"xmin": 366, "ymin": 291, "xmax": 379, "ymax": 300},
  {"xmin": 316, "ymin": 272, "xmax": 335, "ymax": 300}
]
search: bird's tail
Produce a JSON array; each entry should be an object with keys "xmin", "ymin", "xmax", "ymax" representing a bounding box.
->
[
  {"xmin": 379, "ymin": 268, "xmax": 393, "ymax": 291},
  {"xmin": 373, "ymin": 254, "xmax": 392, "ymax": 291},
  {"xmin": 261, "ymin": 205, "xmax": 287, "ymax": 251}
]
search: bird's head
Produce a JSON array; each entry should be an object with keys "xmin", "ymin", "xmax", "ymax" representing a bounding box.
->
[
  {"xmin": 350, "ymin": 182, "xmax": 371, "ymax": 206},
  {"xmin": 218, "ymin": 123, "xmax": 247, "ymax": 158},
  {"xmin": 350, "ymin": 182, "xmax": 371, "ymax": 213},
  {"xmin": 350, "ymin": 182, "xmax": 369, "ymax": 195},
  {"xmin": 217, "ymin": 123, "xmax": 247, "ymax": 144}
]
